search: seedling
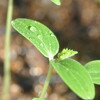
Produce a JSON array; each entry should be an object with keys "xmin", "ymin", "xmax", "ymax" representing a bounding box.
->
[
  {"xmin": 11, "ymin": 0, "xmax": 100, "ymax": 100},
  {"xmin": 2, "ymin": 0, "xmax": 100, "ymax": 100},
  {"xmin": 11, "ymin": 18, "xmax": 100, "ymax": 100}
]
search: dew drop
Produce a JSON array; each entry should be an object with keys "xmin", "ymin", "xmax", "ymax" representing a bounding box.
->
[
  {"xmin": 26, "ymin": 32, "xmax": 30, "ymax": 34},
  {"xmin": 39, "ymin": 30, "xmax": 42, "ymax": 33},
  {"xmin": 28, "ymin": 26, "xmax": 37, "ymax": 32},
  {"xmin": 28, "ymin": 37, "xmax": 34, "ymax": 40},
  {"xmin": 34, "ymin": 21, "xmax": 38, "ymax": 24},
  {"xmin": 40, "ymin": 43, "xmax": 43, "ymax": 46},
  {"xmin": 50, "ymin": 34, "xmax": 54, "ymax": 37},
  {"xmin": 38, "ymin": 35, "xmax": 42, "ymax": 39},
  {"xmin": 48, "ymin": 31, "xmax": 54, "ymax": 37},
  {"xmin": 28, "ymin": 37, "xmax": 32, "ymax": 40}
]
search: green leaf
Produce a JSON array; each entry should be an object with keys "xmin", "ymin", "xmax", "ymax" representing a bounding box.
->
[
  {"xmin": 50, "ymin": 59, "xmax": 95, "ymax": 99},
  {"xmin": 57, "ymin": 48, "xmax": 78, "ymax": 60},
  {"xmin": 11, "ymin": 18, "xmax": 59, "ymax": 60},
  {"xmin": 85, "ymin": 60, "xmax": 100, "ymax": 85},
  {"xmin": 51, "ymin": 0, "xmax": 61, "ymax": 5},
  {"xmin": 32, "ymin": 98, "xmax": 45, "ymax": 100}
]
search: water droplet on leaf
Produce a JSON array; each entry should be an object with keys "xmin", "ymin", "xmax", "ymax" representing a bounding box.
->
[
  {"xmin": 38, "ymin": 35, "xmax": 42, "ymax": 39},
  {"xmin": 39, "ymin": 30, "xmax": 41, "ymax": 32},
  {"xmin": 50, "ymin": 34, "xmax": 54, "ymax": 37},
  {"xmin": 26, "ymin": 32, "xmax": 30, "ymax": 34},
  {"xmin": 28, "ymin": 26, "xmax": 37, "ymax": 32},
  {"xmin": 28, "ymin": 37, "xmax": 34, "ymax": 40},
  {"xmin": 40, "ymin": 43, "xmax": 43, "ymax": 46},
  {"xmin": 29, "ymin": 37, "xmax": 32, "ymax": 39}
]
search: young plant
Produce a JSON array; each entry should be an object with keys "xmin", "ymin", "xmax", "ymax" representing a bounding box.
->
[{"xmin": 11, "ymin": 18, "xmax": 100, "ymax": 100}]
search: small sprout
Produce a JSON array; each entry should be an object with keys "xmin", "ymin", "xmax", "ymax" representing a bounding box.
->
[
  {"xmin": 12, "ymin": 18, "xmax": 96, "ymax": 100},
  {"xmin": 57, "ymin": 48, "xmax": 78, "ymax": 60}
]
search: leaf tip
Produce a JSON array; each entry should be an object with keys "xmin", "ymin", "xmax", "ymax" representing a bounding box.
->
[{"xmin": 51, "ymin": 0, "xmax": 61, "ymax": 6}]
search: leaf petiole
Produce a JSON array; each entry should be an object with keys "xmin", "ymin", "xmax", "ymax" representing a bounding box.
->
[{"xmin": 39, "ymin": 64, "xmax": 53, "ymax": 98}]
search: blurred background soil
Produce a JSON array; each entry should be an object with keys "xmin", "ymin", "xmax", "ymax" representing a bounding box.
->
[{"xmin": 0, "ymin": 0, "xmax": 100, "ymax": 100}]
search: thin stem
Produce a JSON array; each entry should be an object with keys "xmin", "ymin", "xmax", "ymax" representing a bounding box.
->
[
  {"xmin": 40, "ymin": 64, "xmax": 53, "ymax": 98},
  {"xmin": 2, "ymin": 0, "xmax": 13, "ymax": 100}
]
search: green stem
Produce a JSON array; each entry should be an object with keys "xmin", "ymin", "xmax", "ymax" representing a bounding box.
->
[
  {"xmin": 2, "ymin": 0, "xmax": 13, "ymax": 100},
  {"xmin": 40, "ymin": 64, "xmax": 53, "ymax": 98}
]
